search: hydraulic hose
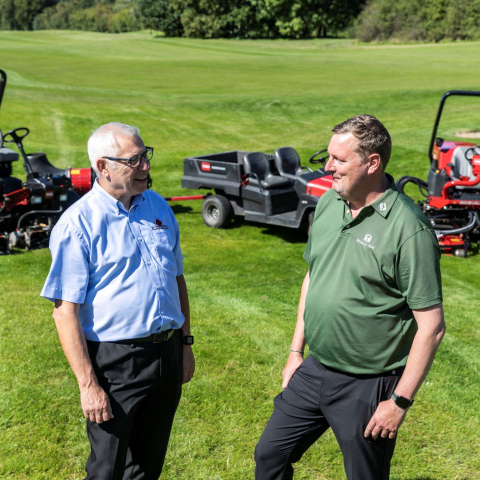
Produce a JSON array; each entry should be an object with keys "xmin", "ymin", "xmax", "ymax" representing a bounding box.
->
[
  {"xmin": 434, "ymin": 211, "xmax": 478, "ymax": 237},
  {"xmin": 396, "ymin": 175, "xmax": 429, "ymax": 198},
  {"xmin": 17, "ymin": 207, "xmax": 63, "ymax": 230}
]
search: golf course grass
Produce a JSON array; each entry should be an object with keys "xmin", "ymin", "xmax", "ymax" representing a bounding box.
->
[{"xmin": 0, "ymin": 31, "xmax": 479, "ymax": 479}]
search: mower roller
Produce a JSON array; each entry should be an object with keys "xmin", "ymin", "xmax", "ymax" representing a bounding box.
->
[{"xmin": 396, "ymin": 91, "xmax": 480, "ymax": 257}]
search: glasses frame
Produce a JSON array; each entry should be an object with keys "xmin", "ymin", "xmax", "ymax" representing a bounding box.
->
[{"xmin": 102, "ymin": 146, "xmax": 154, "ymax": 168}]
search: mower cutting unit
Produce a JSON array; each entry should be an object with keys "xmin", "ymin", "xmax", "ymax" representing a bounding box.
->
[
  {"xmin": 397, "ymin": 91, "xmax": 480, "ymax": 257},
  {"xmin": 181, "ymin": 148, "xmax": 332, "ymax": 231},
  {"xmin": 0, "ymin": 68, "xmax": 95, "ymax": 253}
]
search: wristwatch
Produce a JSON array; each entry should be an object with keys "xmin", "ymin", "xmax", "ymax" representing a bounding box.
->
[
  {"xmin": 391, "ymin": 392, "xmax": 414, "ymax": 410},
  {"xmin": 183, "ymin": 335, "xmax": 194, "ymax": 346}
]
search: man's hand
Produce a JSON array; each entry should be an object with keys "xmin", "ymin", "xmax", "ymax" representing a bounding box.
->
[
  {"xmin": 282, "ymin": 352, "xmax": 304, "ymax": 388},
  {"xmin": 80, "ymin": 383, "xmax": 114, "ymax": 424},
  {"xmin": 364, "ymin": 399, "xmax": 406, "ymax": 440},
  {"xmin": 182, "ymin": 345, "xmax": 195, "ymax": 384}
]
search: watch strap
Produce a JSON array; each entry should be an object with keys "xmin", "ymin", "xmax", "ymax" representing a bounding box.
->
[{"xmin": 391, "ymin": 392, "xmax": 414, "ymax": 409}]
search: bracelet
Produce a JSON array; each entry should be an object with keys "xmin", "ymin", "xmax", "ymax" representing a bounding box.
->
[{"xmin": 290, "ymin": 349, "xmax": 304, "ymax": 355}]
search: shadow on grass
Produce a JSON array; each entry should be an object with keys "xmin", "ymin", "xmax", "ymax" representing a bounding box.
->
[
  {"xmin": 467, "ymin": 242, "xmax": 479, "ymax": 257},
  {"xmin": 170, "ymin": 205, "xmax": 194, "ymax": 214},
  {"xmin": 395, "ymin": 478, "xmax": 455, "ymax": 480},
  {"xmin": 7, "ymin": 247, "xmax": 31, "ymax": 255},
  {"xmin": 257, "ymin": 223, "xmax": 308, "ymax": 244}
]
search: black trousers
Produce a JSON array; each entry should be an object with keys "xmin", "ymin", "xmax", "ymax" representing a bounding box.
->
[
  {"xmin": 255, "ymin": 355, "xmax": 401, "ymax": 480},
  {"xmin": 85, "ymin": 330, "xmax": 183, "ymax": 480}
]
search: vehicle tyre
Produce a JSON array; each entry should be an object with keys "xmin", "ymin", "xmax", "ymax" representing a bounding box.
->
[
  {"xmin": 454, "ymin": 248, "xmax": 467, "ymax": 258},
  {"xmin": 201, "ymin": 195, "xmax": 232, "ymax": 229}
]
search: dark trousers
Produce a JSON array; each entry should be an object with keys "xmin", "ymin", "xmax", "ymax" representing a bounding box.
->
[
  {"xmin": 255, "ymin": 355, "xmax": 401, "ymax": 480},
  {"xmin": 85, "ymin": 330, "xmax": 183, "ymax": 480}
]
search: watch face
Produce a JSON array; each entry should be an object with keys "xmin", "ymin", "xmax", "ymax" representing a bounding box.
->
[
  {"xmin": 396, "ymin": 397, "xmax": 410, "ymax": 409},
  {"xmin": 183, "ymin": 336, "xmax": 194, "ymax": 345},
  {"xmin": 393, "ymin": 393, "xmax": 412, "ymax": 409}
]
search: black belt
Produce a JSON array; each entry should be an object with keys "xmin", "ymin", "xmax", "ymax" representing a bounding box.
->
[{"xmin": 115, "ymin": 329, "xmax": 176, "ymax": 344}]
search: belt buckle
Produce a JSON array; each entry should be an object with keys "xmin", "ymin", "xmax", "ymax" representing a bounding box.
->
[{"xmin": 153, "ymin": 332, "xmax": 167, "ymax": 344}]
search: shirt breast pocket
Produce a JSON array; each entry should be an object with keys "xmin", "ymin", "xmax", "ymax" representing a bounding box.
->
[{"xmin": 149, "ymin": 228, "xmax": 177, "ymax": 271}]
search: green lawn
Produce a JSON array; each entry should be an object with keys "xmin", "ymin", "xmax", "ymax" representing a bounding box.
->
[{"xmin": 0, "ymin": 31, "xmax": 479, "ymax": 479}]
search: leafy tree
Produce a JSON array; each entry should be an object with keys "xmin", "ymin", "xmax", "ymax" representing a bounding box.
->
[
  {"xmin": 354, "ymin": 0, "xmax": 480, "ymax": 42},
  {"xmin": 138, "ymin": 0, "xmax": 183, "ymax": 36},
  {"xmin": 0, "ymin": 0, "xmax": 57, "ymax": 30}
]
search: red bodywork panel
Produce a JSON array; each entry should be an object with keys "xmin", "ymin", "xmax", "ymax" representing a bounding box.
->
[
  {"xmin": 0, "ymin": 188, "xmax": 30, "ymax": 212},
  {"xmin": 70, "ymin": 167, "xmax": 93, "ymax": 196},
  {"xmin": 429, "ymin": 142, "xmax": 480, "ymax": 209},
  {"xmin": 438, "ymin": 234, "xmax": 466, "ymax": 255},
  {"xmin": 433, "ymin": 141, "xmax": 474, "ymax": 171},
  {"xmin": 306, "ymin": 174, "xmax": 333, "ymax": 197}
]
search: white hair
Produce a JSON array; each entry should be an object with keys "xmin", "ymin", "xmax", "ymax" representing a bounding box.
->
[{"xmin": 87, "ymin": 122, "xmax": 141, "ymax": 176}]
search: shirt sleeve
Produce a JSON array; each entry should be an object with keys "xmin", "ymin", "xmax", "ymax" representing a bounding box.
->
[
  {"xmin": 168, "ymin": 206, "xmax": 184, "ymax": 276},
  {"xmin": 395, "ymin": 228, "xmax": 443, "ymax": 309},
  {"xmin": 40, "ymin": 222, "xmax": 90, "ymax": 304},
  {"xmin": 304, "ymin": 192, "xmax": 330, "ymax": 265}
]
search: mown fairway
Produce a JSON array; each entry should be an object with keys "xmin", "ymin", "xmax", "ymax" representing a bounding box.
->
[{"xmin": 0, "ymin": 31, "xmax": 479, "ymax": 479}]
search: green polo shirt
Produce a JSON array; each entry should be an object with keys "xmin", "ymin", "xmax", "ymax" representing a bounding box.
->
[{"xmin": 303, "ymin": 175, "xmax": 442, "ymax": 374}]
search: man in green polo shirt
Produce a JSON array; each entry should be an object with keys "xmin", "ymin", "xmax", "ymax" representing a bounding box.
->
[{"xmin": 255, "ymin": 115, "xmax": 445, "ymax": 480}]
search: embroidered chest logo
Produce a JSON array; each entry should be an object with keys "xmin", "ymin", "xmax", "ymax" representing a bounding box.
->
[
  {"xmin": 152, "ymin": 218, "xmax": 168, "ymax": 230},
  {"xmin": 356, "ymin": 233, "xmax": 375, "ymax": 250},
  {"xmin": 380, "ymin": 202, "xmax": 387, "ymax": 211}
]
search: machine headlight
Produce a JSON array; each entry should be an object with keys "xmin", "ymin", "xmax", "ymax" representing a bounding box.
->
[
  {"xmin": 31, "ymin": 196, "xmax": 43, "ymax": 205},
  {"xmin": 59, "ymin": 193, "xmax": 68, "ymax": 202}
]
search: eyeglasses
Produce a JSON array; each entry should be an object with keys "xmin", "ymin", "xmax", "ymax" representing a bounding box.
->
[{"xmin": 102, "ymin": 146, "xmax": 154, "ymax": 168}]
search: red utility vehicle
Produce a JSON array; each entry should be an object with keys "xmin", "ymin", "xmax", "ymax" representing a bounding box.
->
[{"xmin": 180, "ymin": 148, "xmax": 332, "ymax": 233}]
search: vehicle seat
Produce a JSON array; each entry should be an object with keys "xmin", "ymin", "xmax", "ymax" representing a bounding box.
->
[
  {"xmin": 243, "ymin": 152, "xmax": 291, "ymax": 190},
  {"xmin": 27, "ymin": 152, "xmax": 68, "ymax": 176},
  {"xmin": 0, "ymin": 146, "xmax": 19, "ymax": 163},
  {"xmin": 450, "ymin": 146, "xmax": 480, "ymax": 190},
  {"xmin": 274, "ymin": 147, "xmax": 309, "ymax": 179}
]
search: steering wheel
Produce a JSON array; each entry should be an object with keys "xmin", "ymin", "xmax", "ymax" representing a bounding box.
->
[
  {"xmin": 309, "ymin": 148, "xmax": 329, "ymax": 166},
  {"xmin": 3, "ymin": 127, "xmax": 30, "ymax": 145},
  {"xmin": 465, "ymin": 145, "xmax": 480, "ymax": 162}
]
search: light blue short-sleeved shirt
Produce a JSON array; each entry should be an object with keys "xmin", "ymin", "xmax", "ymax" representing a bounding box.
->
[{"xmin": 41, "ymin": 181, "xmax": 185, "ymax": 342}]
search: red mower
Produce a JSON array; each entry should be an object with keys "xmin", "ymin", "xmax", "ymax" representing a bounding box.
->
[
  {"xmin": 396, "ymin": 91, "xmax": 480, "ymax": 257},
  {"xmin": 0, "ymin": 68, "xmax": 95, "ymax": 253}
]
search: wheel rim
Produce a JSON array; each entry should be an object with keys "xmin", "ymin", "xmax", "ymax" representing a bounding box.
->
[{"xmin": 206, "ymin": 204, "xmax": 220, "ymax": 220}]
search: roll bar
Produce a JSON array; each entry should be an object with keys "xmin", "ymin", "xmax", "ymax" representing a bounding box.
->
[{"xmin": 429, "ymin": 90, "xmax": 480, "ymax": 166}]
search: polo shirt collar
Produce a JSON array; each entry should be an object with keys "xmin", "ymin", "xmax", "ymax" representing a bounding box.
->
[
  {"xmin": 334, "ymin": 173, "xmax": 399, "ymax": 220},
  {"xmin": 92, "ymin": 179, "xmax": 145, "ymax": 214},
  {"xmin": 369, "ymin": 174, "xmax": 399, "ymax": 219}
]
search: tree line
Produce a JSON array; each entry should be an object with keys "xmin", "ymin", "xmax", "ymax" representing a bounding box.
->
[
  {"xmin": 354, "ymin": 0, "xmax": 480, "ymax": 42},
  {"xmin": 1, "ymin": 0, "xmax": 480, "ymax": 41},
  {"xmin": 0, "ymin": 0, "xmax": 364, "ymax": 37}
]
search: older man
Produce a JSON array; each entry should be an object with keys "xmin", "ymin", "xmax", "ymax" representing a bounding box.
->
[
  {"xmin": 255, "ymin": 115, "xmax": 445, "ymax": 479},
  {"xmin": 41, "ymin": 123, "xmax": 194, "ymax": 479}
]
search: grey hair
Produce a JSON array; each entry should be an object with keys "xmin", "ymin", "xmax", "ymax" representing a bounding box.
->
[{"xmin": 87, "ymin": 122, "xmax": 141, "ymax": 176}]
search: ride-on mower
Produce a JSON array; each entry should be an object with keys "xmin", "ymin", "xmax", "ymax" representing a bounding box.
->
[
  {"xmin": 0, "ymin": 67, "xmax": 95, "ymax": 253},
  {"xmin": 396, "ymin": 91, "xmax": 480, "ymax": 257}
]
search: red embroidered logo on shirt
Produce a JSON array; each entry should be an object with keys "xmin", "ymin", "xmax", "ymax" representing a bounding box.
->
[{"xmin": 152, "ymin": 218, "xmax": 168, "ymax": 230}]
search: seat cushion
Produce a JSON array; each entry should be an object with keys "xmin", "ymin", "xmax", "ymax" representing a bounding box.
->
[{"xmin": 0, "ymin": 147, "xmax": 19, "ymax": 163}]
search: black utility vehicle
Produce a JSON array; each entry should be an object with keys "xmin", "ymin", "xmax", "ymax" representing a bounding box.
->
[{"xmin": 181, "ymin": 148, "xmax": 333, "ymax": 231}]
